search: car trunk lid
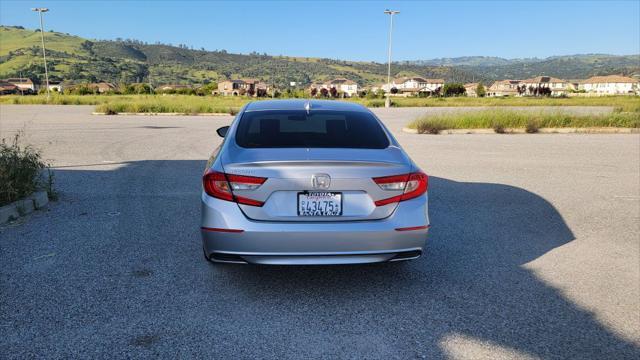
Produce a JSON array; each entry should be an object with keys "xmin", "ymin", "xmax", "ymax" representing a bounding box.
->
[{"xmin": 221, "ymin": 147, "xmax": 411, "ymax": 222}]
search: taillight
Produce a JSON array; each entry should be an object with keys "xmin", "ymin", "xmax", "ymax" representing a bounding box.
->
[
  {"xmin": 203, "ymin": 169, "xmax": 266, "ymax": 206},
  {"xmin": 373, "ymin": 172, "xmax": 428, "ymax": 206}
]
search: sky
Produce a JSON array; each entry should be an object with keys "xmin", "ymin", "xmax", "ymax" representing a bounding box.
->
[{"xmin": 1, "ymin": 0, "xmax": 639, "ymax": 62}]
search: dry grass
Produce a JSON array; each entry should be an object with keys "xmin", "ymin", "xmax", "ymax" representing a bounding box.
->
[
  {"xmin": 408, "ymin": 109, "xmax": 640, "ymax": 134},
  {"xmin": 1, "ymin": 94, "xmax": 639, "ymax": 113}
]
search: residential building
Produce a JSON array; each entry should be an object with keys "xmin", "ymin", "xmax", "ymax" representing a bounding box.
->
[
  {"xmin": 217, "ymin": 79, "xmax": 269, "ymax": 96},
  {"xmin": 464, "ymin": 83, "xmax": 479, "ymax": 97},
  {"xmin": 579, "ymin": 75, "xmax": 639, "ymax": 95},
  {"xmin": 384, "ymin": 77, "xmax": 444, "ymax": 96},
  {"xmin": 370, "ymin": 84, "xmax": 385, "ymax": 93},
  {"xmin": 487, "ymin": 80, "xmax": 521, "ymax": 97},
  {"xmin": 0, "ymin": 81, "xmax": 18, "ymax": 95},
  {"xmin": 217, "ymin": 80, "xmax": 244, "ymax": 96},
  {"xmin": 47, "ymin": 81, "xmax": 63, "ymax": 92},
  {"xmin": 521, "ymin": 76, "xmax": 570, "ymax": 96},
  {"xmin": 5, "ymin": 78, "xmax": 35, "ymax": 92},
  {"xmin": 87, "ymin": 82, "xmax": 116, "ymax": 93},
  {"xmin": 327, "ymin": 78, "xmax": 358, "ymax": 97},
  {"xmin": 156, "ymin": 84, "xmax": 192, "ymax": 91},
  {"xmin": 309, "ymin": 78, "xmax": 359, "ymax": 97}
]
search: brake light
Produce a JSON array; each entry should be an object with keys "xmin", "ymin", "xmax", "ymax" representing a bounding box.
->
[
  {"xmin": 373, "ymin": 172, "xmax": 428, "ymax": 206},
  {"xmin": 203, "ymin": 169, "xmax": 266, "ymax": 206}
]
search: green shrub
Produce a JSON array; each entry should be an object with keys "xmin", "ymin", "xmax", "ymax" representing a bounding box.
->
[{"xmin": 0, "ymin": 132, "xmax": 47, "ymax": 206}]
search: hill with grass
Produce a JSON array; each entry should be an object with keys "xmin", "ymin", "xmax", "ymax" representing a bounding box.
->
[
  {"xmin": 0, "ymin": 25, "xmax": 473, "ymax": 87},
  {"xmin": 1, "ymin": 25, "xmax": 638, "ymax": 87}
]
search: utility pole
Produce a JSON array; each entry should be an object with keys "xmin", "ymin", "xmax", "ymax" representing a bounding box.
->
[
  {"xmin": 384, "ymin": 9, "xmax": 399, "ymax": 108},
  {"xmin": 32, "ymin": 8, "xmax": 50, "ymax": 99},
  {"xmin": 19, "ymin": 71, "xmax": 24, "ymax": 96}
]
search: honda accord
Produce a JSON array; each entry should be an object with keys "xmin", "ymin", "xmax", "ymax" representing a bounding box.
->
[{"xmin": 201, "ymin": 100, "xmax": 429, "ymax": 265}]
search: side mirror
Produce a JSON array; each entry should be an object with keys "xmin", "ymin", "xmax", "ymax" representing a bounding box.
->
[{"xmin": 216, "ymin": 126, "xmax": 229, "ymax": 138}]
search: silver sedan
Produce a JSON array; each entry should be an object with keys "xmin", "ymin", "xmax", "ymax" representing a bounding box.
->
[{"xmin": 201, "ymin": 100, "xmax": 429, "ymax": 265}]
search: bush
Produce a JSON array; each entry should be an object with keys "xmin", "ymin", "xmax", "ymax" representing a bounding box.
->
[
  {"xmin": 195, "ymin": 82, "xmax": 217, "ymax": 96},
  {"xmin": 492, "ymin": 122, "xmax": 506, "ymax": 133},
  {"xmin": 525, "ymin": 120, "xmax": 539, "ymax": 133},
  {"xmin": 476, "ymin": 83, "xmax": 486, "ymax": 97},
  {"xmin": 415, "ymin": 119, "xmax": 447, "ymax": 134},
  {"xmin": 0, "ymin": 132, "xmax": 47, "ymax": 206},
  {"xmin": 122, "ymin": 83, "xmax": 153, "ymax": 95},
  {"xmin": 443, "ymin": 83, "xmax": 466, "ymax": 97}
]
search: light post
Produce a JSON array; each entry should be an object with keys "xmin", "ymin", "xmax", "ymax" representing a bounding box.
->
[
  {"xmin": 32, "ymin": 8, "xmax": 50, "ymax": 99},
  {"xmin": 384, "ymin": 9, "xmax": 399, "ymax": 108}
]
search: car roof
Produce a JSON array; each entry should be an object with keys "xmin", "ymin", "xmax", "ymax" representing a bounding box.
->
[{"xmin": 244, "ymin": 99, "xmax": 369, "ymax": 113}]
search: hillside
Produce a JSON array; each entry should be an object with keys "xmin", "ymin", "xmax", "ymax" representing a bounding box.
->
[
  {"xmin": 409, "ymin": 54, "xmax": 640, "ymax": 80},
  {"xmin": 0, "ymin": 25, "xmax": 474, "ymax": 87},
  {"xmin": 406, "ymin": 56, "xmax": 531, "ymax": 67},
  {"xmin": 1, "ymin": 25, "xmax": 638, "ymax": 87}
]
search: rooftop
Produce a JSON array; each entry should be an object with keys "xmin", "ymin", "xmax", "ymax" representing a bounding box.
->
[
  {"xmin": 522, "ymin": 76, "xmax": 566, "ymax": 83},
  {"xmin": 581, "ymin": 75, "xmax": 638, "ymax": 83}
]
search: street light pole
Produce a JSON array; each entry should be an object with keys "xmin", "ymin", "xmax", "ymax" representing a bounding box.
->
[
  {"xmin": 384, "ymin": 9, "xmax": 399, "ymax": 108},
  {"xmin": 32, "ymin": 8, "xmax": 50, "ymax": 99}
]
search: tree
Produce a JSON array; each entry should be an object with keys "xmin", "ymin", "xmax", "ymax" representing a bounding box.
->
[
  {"xmin": 329, "ymin": 86, "xmax": 338, "ymax": 98},
  {"xmin": 247, "ymin": 87, "xmax": 256, "ymax": 97},
  {"xmin": 476, "ymin": 83, "xmax": 486, "ymax": 97},
  {"xmin": 390, "ymin": 87, "xmax": 398, "ymax": 94},
  {"xmin": 443, "ymin": 83, "xmax": 466, "ymax": 97},
  {"xmin": 320, "ymin": 88, "xmax": 329, "ymax": 97},
  {"xmin": 539, "ymin": 86, "xmax": 551, "ymax": 96},
  {"xmin": 310, "ymin": 87, "xmax": 318, "ymax": 97},
  {"xmin": 196, "ymin": 82, "xmax": 217, "ymax": 96}
]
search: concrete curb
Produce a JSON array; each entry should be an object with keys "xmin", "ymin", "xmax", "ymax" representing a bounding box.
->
[
  {"xmin": 92, "ymin": 112, "xmax": 232, "ymax": 116},
  {"xmin": 0, "ymin": 191, "xmax": 49, "ymax": 224},
  {"xmin": 402, "ymin": 127, "xmax": 640, "ymax": 135}
]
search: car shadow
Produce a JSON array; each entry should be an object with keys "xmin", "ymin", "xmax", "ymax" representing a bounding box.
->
[
  {"xmin": 5, "ymin": 160, "xmax": 638, "ymax": 358},
  {"xmin": 220, "ymin": 176, "xmax": 638, "ymax": 358}
]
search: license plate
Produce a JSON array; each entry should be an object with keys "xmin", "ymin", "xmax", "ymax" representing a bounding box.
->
[{"xmin": 297, "ymin": 192, "xmax": 342, "ymax": 216}]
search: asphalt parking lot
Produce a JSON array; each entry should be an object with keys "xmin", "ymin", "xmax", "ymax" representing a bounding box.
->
[{"xmin": 1, "ymin": 105, "xmax": 639, "ymax": 359}]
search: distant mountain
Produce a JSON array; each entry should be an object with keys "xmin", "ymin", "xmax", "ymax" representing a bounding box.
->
[
  {"xmin": 1, "ymin": 25, "xmax": 638, "ymax": 87},
  {"xmin": 407, "ymin": 54, "xmax": 640, "ymax": 80},
  {"xmin": 405, "ymin": 56, "xmax": 536, "ymax": 67}
]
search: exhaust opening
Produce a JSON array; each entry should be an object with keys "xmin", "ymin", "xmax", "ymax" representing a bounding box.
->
[
  {"xmin": 389, "ymin": 250, "xmax": 422, "ymax": 261},
  {"xmin": 209, "ymin": 252, "xmax": 248, "ymax": 264}
]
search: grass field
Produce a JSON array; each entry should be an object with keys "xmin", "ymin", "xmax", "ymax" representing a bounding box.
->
[
  {"xmin": 407, "ymin": 109, "xmax": 640, "ymax": 134},
  {"xmin": 353, "ymin": 95, "xmax": 640, "ymax": 112},
  {"xmin": 0, "ymin": 94, "xmax": 249, "ymax": 114},
  {"xmin": 1, "ymin": 94, "xmax": 639, "ymax": 114}
]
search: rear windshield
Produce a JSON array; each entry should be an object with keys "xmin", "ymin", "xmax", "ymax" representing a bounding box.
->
[{"xmin": 235, "ymin": 110, "xmax": 390, "ymax": 149}]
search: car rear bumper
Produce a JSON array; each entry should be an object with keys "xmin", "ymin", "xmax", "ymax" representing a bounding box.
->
[{"xmin": 201, "ymin": 193, "xmax": 429, "ymax": 265}]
